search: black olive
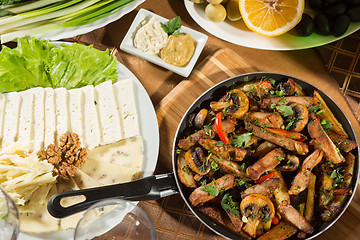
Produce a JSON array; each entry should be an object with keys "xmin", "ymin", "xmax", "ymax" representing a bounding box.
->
[
  {"xmin": 347, "ymin": 7, "xmax": 360, "ymax": 22},
  {"xmin": 314, "ymin": 13, "xmax": 331, "ymax": 35},
  {"xmin": 343, "ymin": 0, "xmax": 360, "ymax": 7},
  {"xmin": 332, "ymin": 14, "xmax": 351, "ymax": 36},
  {"xmin": 325, "ymin": 0, "xmax": 337, "ymax": 5},
  {"xmin": 324, "ymin": 2, "xmax": 347, "ymax": 18},
  {"xmin": 295, "ymin": 14, "xmax": 315, "ymax": 36},
  {"xmin": 308, "ymin": 0, "xmax": 326, "ymax": 10}
]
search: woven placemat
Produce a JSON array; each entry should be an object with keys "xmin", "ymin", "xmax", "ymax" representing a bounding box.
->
[{"xmin": 318, "ymin": 30, "xmax": 360, "ymax": 122}]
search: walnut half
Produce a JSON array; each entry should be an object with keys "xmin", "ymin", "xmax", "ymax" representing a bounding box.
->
[{"xmin": 39, "ymin": 132, "xmax": 87, "ymax": 181}]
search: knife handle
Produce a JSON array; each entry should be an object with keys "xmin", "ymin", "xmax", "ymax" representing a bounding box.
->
[{"xmin": 47, "ymin": 173, "xmax": 178, "ymax": 218}]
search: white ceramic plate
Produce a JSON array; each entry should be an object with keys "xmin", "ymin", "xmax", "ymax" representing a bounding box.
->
[
  {"xmin": 120, "ymin": 8, "xmax": 208, "ymax": 77},
  {"xmin": 184, "ymin": 1, "xmax": 360, "ymax": 50},
  {"xmin": 18, "ymin": 42, "xmax": 160, "ymax": 240},
  {"xmin": 29, "ymin": 0, "xmax": 145, "ymax": 41}
]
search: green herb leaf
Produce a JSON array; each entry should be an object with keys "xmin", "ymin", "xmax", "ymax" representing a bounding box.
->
[
  {"xmin": 161, "ymin": 16, "xmax": 182, "ymax": 35},
  {"xmin": 275, "ymin": 156, "xmax": 285, "ymax": 161},
  {"xmin": 321, "ymin": 119, "xmax": 332, "ymax": 131},
  {"xmin": 204, "ymin": 184, "xmax": 219, "ymax": 197},
  {"xmin": 215, "ymin": 141, "xmax": 224, "ymax": 146},
  {"xmin": 235, "ymin": 178, "xmax": 251, "ymax": 188},
  {"xmin": 275, "ymin": 90, "xmax": 284, "ymax": 97},
  {"xmin": 221, "ymin": 193, "xmax": 240, "ymax": 216},
  {"xmin": 232, "ymin": 132, "xmax": 253, "ymax": 148},
  {"xmin": 275, "ymin": 105, "xmax": 294, "ymax": 117}
]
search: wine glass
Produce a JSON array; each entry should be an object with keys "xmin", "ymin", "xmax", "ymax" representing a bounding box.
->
[
  {"xmin": 0, "ymin": 187, "xmax": 19, "ymax": 240},
  {"xmin": 74, "ymin": 199, "xmax": 157, "ymax": 240}
]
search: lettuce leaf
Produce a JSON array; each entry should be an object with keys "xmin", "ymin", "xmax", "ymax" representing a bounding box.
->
[{"xmin": 0, "ymin": 37, "xmax": 118, "ymax": 92}]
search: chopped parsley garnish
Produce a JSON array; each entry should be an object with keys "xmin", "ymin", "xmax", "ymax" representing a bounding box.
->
[
  {"xmin": 330, "ymin": 169, "xmax": 344, "ymax": 188},
  {"xmin": 221, "ymin": 193, "xmax": 240, "ymax": 216},
  {"xmin": 275, "ymin": 90, "xmax": 284, "ymax": 97},
  {"xmin": 235, "ymin": 178, "xmax": 251, "ymax": 188},
  {"xmin": 161, "ymin": 16, "xmax": 182, "ymax": 35},
  {"xmin": 215, "ymin": 141, "xmax": 224, "ymax": 146},
  {"xmin": 240, "ymin": 163, "xmax": 247, "ymax": 172},
  {"xmin": 275, "ymin": 104, "xmax": 294, "ymax": 117},
  {"xmin": 308, "ymin": 103, "xmax": 326, "ymax": 116},
  {"xmin": 321, "ymin": 119, "xmax": 332, "ymax": 131},
  {"xmin": 232, "ymin": 132, "xmax": 253, "ymax": 148},
  {"xmin": 202, "ymin": 181, "xmax": 220, "ymax": 197},
  {"xmin": 275, "ymin": 156, "xmax": 285, "ymax": 161}
]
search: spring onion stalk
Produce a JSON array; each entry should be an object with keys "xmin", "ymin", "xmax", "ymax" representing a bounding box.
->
[
  {"xmin": 1, "ymin": 0, "xmax": 136, "ymax": 43},
  {"xmin": 0, "ymin": 0, "xmax": 92, "ymax": 28},
  {"xmin": 1, "ymin": 0, "xmax": 63, "ymax": 14}
]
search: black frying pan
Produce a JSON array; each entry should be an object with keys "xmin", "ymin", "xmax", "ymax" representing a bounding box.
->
[{"xmin": 48, "ymin": 72, "xmax": 360, "ymax": 240}]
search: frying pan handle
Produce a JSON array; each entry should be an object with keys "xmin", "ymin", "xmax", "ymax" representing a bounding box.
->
[{"xmin": 47, "ymin": 173, "xmax": 179, "ymax": 218}]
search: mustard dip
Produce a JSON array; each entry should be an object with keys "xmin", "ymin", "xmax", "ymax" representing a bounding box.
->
[{"xmin": 160, "ymin": 33, "xmax": 196, "ymax": 67}]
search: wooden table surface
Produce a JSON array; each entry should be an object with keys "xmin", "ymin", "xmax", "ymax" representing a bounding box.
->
[{"xmin": 75, "ymin": 0, "xmax": 360, "ymax": 239}]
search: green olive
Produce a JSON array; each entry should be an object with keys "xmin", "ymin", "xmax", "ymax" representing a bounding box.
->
[
  {"xmin": 226, "ymin": 0, "xmax": 241, "ymax": 21},
  {"xmin": 205, "ymin": 4, "xmax": 227, "ymax": 22}
]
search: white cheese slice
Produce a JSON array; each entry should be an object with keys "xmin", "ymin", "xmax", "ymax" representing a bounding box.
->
[
  {"xmin": 17, "ymin": 89, "xmax": 34, "ymax": 147},
  {"xmin": 32, "ymin": 87, "xmax": 45, "ymax": 153},
  {"xmin": 44, "ymin": 88, "xmax": 56, "ymax": 148},
  {"xmin": 2, "ymin": 92, "xmax": 21, "ymax": 148},
  {"xmin": 19, "ymin": 184, "xmax": 60, "ymax": 233},
  {"xmin": 81, "ymin": 85, "xmax": 100, "ymax": 150},
  {"xmin": 113, "ymin": 79, "xmax": 140, "ymax": 139},
  {"xmin": 68, "ymin": 88, "xmax": 84, "ymax": 144},
  {"xmin": 87, "ymin": 135, "xmax": 143, "ymax": 172},
  {"xmin": 95, "ymin": 81, "xmax": 122, "ymax": 145},
  {"xmin": 0, "ymin": 93, "xmax": 7, "ymax": 146},
  {"xmin": 54, "ymin": 88, "xmax": 70, "ymax": 141},
  {"xmin": 80, "ymin": 158, "xmax": 134, "ymax": 186}
]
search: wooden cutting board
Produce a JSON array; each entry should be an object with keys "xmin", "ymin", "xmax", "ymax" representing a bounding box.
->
[{"xmin": 155, "ymin": 48, "xmax": 257, "ymax": 170}]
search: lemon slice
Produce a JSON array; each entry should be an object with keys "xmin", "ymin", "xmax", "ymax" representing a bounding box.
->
[{"xmin": 239, "ymin": 0, "xmax": 304, "ymax": 36}]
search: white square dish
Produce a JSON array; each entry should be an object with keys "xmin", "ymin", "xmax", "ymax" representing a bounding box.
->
[{"xmin": 120, "ymin": 8, "xmax": 208, "ymax": 78}]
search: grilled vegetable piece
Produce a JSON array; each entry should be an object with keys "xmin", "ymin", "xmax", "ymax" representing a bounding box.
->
[
  {"xmin": 255, "ymin": 141, "xmax": 277, "ymax": 158},
  {"xmin": 245, "ymin": 122, "xmax": 308, "ymax": 155},
  {"xmin": 321, "ymin": 152, "xmax": 355, "ymax": 221},
  {"xmin": 185, "ymin": 147, "xmax": 210, "ymax": 175},
  {"xmin": 210, "ymin": 89, "xmax": 249, "ymax": 118},
  {"xmin": 177, "ymin": 151, "xmax": 196, "ymax": 188},
  {"xmin": 289, "ymin": 102, "xmax": 309, "ymax": 132},
  {"xmin": 260, "ymin": 96, "xmax": 313, "ymax": 109},
  {"xmin": 308, "ymin": 112, "xmax": 345, "ymax": 164},
  {"xmin": 210, "ymin": 155, "xmax": 250, "ymax": 179},
  {"xmin": 244, "ymin": 112, "xmax": 284, "ymax": 129},
  {"xmin": 313, "ymin": 90, "xmax": 348, "ymax": 137},
  {"xmin": 267, "ymin": 128, "xmax": 307, "ymax": 141},
  {"xmin": 288, "ymin": 150, "xmax": 323, "ymax": 195},
  {"xmin": 241, "ymin": 79, "xmax": 274, "ymax": 100},
  {"xmin": 277, "ymin": 201, "xmax": 314, "ymax": 234},
  {"xmin": 194, "ymin": 109, "xmax": 209, "ymax": 129},
  {"xmin": 272, "ymin": 170, "xmax": 291, "ymax": 206},
  {"xmin": 199, "ymin": 139, "xmax": 247, "ymax": 161},
  {"xmin": 240, "ymin": 194, "xmax": 275, "ymax": 238},
  {"xmin": 277, "ymin": 154, "xmax": 299, "ymax": 172},
  {"xmin": 178, "ymin": 128, "xmax": 214, "ymax": 150},
  {"xmin": 246, "ymin": 148, "xmax": 285, "ymax": 181},
  {"xmin": 304, "ymin": 173, "xmax": 316, "ymax": 223},
  {"xmin": 288, "ymin": 78, "xmax": 305, "ymax": 96},
  {"xmin": 189, "ymin": 174, "xmax": 236, "ymax": 207},
  {"xmin": 242, "ymin": 178, "xmax": 280, "ymax": 199},
  {"xmin": 198, "ymin": 204, "xmax": 252, "ymax": 239},
  {"xmin": 327, "ymin": 130, "xmax": 357, "ymax": 153},
  {"xmin": 256, "ymin": 221, "xmax": 298, "ymax": 240},
  {"xmin": 319, "ymin": 172, "xmax": 335, "ymax": 208}
]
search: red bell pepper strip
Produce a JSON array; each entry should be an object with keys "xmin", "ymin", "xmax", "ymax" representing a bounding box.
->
[
  {"xmin": 255, "ymin": 171, "xmax": 275, "ymax": 184},
  {"xmin": 215, "ymin": 112, "xmax": 230, "ymax": 144},
  {"xmin": 333, "ymin": 188, "xmax": 352, "ymax": 196}
]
